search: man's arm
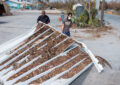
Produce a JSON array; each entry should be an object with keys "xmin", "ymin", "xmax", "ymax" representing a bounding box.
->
[
  {"xmin": 61, "ymin": 24, "xmax": 64, "ymax": 32},
  {"xmin": 70, "ymin": 21, "xmax": 72, "ymax": 27},
  {"xmin": 47, "ymin": 16, "xmax": 50, "ymax": 24},
  {"xmin": 37, "ymin": 16, "xmax": 41, "ymax": 23},
  {"xmin": 61, "ymin": 19, "xmax": 65, "ymax": 32}
]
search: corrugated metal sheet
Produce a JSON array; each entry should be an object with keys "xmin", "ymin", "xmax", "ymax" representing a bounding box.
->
[{"xmin": 0, "ymin": 22, "xmax": 104, "ymax": 85}]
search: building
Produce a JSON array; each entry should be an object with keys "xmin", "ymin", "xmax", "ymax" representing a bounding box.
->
[
  {"xmin": 0, "ymin": 0, "xmax": 11, "ymax": 15},
  {"xmin": 5, "ymin": 0, "xmax": 38, "ymax": 9}
]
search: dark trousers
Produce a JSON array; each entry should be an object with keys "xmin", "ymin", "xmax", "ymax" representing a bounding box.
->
[{"xmin": 62, "ymin": 31, "xmax": 70, "ymax": 36}]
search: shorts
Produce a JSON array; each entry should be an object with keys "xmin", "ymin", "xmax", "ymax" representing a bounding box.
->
[{"xmin": 62, "ymin": 31, "xmax": 70, "ymax": 36}]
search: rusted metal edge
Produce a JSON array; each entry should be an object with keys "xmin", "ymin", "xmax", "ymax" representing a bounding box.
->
[{"xmin": 47, "ymin": 23, "xmax": 104, "ymax": 73}]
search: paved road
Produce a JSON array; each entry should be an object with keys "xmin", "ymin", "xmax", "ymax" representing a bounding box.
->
[
  {"xmin": 104, "ymin": 13, "xmax": 120, "ymax": 31},
  {"xmin": 71, "ymin": 13, "xmax": 120, "ymax": 85},
  {"xmin": 0, "ymin": 11, "xmax": 60, "ymax": 45}
]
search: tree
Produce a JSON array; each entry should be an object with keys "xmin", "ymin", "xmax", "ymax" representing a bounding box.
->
[
  {"xmin": 101, "ymin": 0, "xmax": 105, "ymax": 26},
  {"xmin": 46, "ymin": 0, "xmax": 49, "ymax": 3},
  {"xmin": 38, "ymin": 0, "xmax": 44, "ymax": 3},
  {"xmin": 89, "ymin": 0, "xmax": 93, "ymax": 26}
]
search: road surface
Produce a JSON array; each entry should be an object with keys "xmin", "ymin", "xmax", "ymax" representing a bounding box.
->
[
  {"xmin": 0, "ymin": 11, "xmax": 120, "ymax": 85},
  {"xmin": 71, "ymin": 13, "xmax": 120, "ymax": 85},
  {"xmin": 0, "ymin": 11, "xmax": 60, "ymax": 45}
]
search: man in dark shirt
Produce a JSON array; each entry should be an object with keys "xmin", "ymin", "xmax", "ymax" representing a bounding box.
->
[
  {"xmin": 61, "ymin": 12, "xmax": 72, "ymax": 36},
  {"xmin": 37, "ymin": 10, "xmax": 50, "ymax": 24}
]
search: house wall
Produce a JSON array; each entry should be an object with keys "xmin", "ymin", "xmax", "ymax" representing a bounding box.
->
[
  {"xmin": 5, "ymin": 0, "xmax": 38, "ymax": 9},
  {"xmin": 6, "ymin": 1, "xmax": 21, "ymax": 9},
  {"xmin": 9, "ymin": 0, "xmax": 36, "ymax": 4}
]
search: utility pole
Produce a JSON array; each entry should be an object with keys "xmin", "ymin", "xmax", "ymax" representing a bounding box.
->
[{"xmin": 101, "ymin": 0, "xmax": 105, "ymax": 27}]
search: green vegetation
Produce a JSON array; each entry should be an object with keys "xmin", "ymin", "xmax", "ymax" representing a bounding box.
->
[
  {"xmin": 49, "ymin": 0, "xmax": 104, "ymax": 28},
  {"xmin": 72, "ymin": 8, "xmax": 101, "ymax": 28}
]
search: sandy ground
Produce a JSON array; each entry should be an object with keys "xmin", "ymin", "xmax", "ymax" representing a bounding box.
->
[{"xmin": 0, "ymin": 10, "xmax": 120, "ymax": 85}]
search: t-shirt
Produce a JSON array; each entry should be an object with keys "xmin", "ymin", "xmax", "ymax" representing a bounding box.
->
[
  {"xmin": 62, "ymin": 18, "xmax": 72, "ymax": 32},
  {"xmin": 37, "ymin": 15, "xmax": 50, "ymax": 24}
]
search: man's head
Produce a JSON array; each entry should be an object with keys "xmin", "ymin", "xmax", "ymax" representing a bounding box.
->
[
  {"xmin": 67, "ymin": 12, "xmax": 72, "ymax": 20},
  {"xmin": 42, "ymin": 10, "xmax": 46, "ymax": 16}
]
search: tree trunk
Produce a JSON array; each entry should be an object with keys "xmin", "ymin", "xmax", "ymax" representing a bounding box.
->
[
  {"xmin": 89, "ymin": 0, "xmax": 93, "ymax": 26},
  {"xmin": 101, "ymin": 0, "xmax": 105, "ymax": 27}
]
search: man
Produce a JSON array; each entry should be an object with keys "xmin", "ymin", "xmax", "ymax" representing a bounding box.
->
[
  {"xmin": 37, "ymin": 10, "xmax": 50, "ymax": 24},
  {"xmin": 61, "ymin": 12, "xmax": 72, "ymax": 36}
]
